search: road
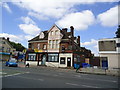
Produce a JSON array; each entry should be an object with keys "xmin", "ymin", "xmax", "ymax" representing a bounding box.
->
[{"xmin": 1, "ymin": 62, "xmax": 120, "ymax": 89}]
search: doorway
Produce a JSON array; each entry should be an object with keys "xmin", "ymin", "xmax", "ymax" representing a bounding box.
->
[
  {"xmin": 67, "ymin": 57, "xmax": 71, "ymax": 67},
  {"xmin": 41, "ymin": 54, "xmax": 46, "ymax": 65}
]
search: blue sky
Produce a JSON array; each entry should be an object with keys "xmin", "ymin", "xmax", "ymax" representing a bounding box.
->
[{"xmin": 0, "ymin": 0, "xmax": 119, "ymax": 55}]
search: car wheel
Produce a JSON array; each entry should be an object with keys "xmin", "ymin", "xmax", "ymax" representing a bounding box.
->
[{"xmin": 8, "ymin": 64, "xmax": 10, "ymax": 67}]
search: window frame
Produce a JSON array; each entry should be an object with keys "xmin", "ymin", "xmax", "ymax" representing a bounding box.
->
[
  {"xmin": 60, "ymin": 57, "xmax": 66, "ymax": 64},
  {"xmin": 28, "ymin": 54, "xmax": 36, "ymax": 61},
  {"xmin": 48, "ymin": 54, "xmax": 59, "ymax": 62},
  {"xmin": 43, "ymin": 44, "xmax": 47, "ymax": 50}
]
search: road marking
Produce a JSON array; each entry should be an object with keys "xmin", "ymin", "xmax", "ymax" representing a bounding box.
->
[
  {"xmin": 66, "ymin": 83, "xmax": 100, "ymax": 88},
  {"xmin": 58, "ymin": 73, "xmax": 63, "ymax": 75},
  {"xmin": 38, "ymin": 79, "xmax": 44, "ymax": 81},
  {"xmin": 16, "ymin": 76, "xmax": 44, "ymax": 81},
  {"xmin": 66, "ymin": 83, "xmax": 79, "ymax": 86},
  {"xmin": 81, "ymin": 84, "xmax": 99, "ymax": 88},
  {"xmin": 53, "ymin": 74, "xmax": 59, "ymax": 76},
  {"xmin": 3, "ymin": 72, "xmax": 30, "ymax": 78},
  {"xmin": 4, "ymin": 73, "xmax": 21, "ymax": 77},
  {"xmin": 83, "ymin": 78, "xmax": 117, "ymax": 83},
  {"xmin": 74, "ymin": 75, "xmax": 81, "ymax": 77}
]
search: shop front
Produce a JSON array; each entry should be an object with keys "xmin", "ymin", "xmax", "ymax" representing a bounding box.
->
[{"xmin": 59, "ymin": 53, "xmax": 73, "ymax": 67}]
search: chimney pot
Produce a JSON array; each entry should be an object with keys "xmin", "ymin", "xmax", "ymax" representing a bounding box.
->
[
  {"xmin": 77, "ymin": 36, "xmax": 80, "ymax": 47},
  {"xmin": 70, "ymin": 26, "xmax": 74, "ymax": 37},
  {"xmin": 7, "ymin": 37, "xmax": 9, "ymax": 41},
  {"xmin": 62, "ymin": 28, "xmax": 67, "ymax": 33}
]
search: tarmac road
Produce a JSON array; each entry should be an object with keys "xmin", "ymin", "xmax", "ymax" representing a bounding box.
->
[{"xmin": 2, "ymin": 62, "xmax": 120, "ymax": 89}]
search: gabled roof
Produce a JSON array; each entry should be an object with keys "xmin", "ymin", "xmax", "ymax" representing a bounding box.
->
[
  {"xmin": 47, "ymin": 24, "xmax": 61, "ymax": 33},
  {"xmin": 28, "ymin": 24, "xmax": 76, "ymax": 42},
  {"xmin": 28, "ymin": 30, "xmax": 48, "ymax": 42},
  {"xmin": 0, "ymin": 37, "xmax": 15, "ymax": 49}
]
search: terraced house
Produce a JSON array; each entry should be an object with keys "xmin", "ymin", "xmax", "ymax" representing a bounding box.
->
[
  {"xmin": 0, "ymin": 37, "xmax": 16, "ymax": 61},
  {"xmin": 26, "ymin": 25, "xmax": 93, "ymax": 68}
]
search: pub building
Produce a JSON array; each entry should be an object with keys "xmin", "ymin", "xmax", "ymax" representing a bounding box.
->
[{"xmin": 25, "ymin": 24, "xmax": 93, "ymax": 68}]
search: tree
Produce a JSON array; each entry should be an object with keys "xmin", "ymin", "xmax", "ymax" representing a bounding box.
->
[
  {"xmin": 9, "ymin": 41, "xmax": 26, "ymax": 51},
  {"xmin": 115, "ymin": 25, "xmax": 120, "ymax": 38}
]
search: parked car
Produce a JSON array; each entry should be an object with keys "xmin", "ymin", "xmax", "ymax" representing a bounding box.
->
[{"xmin": 5, "ymin": 58, "xmax": 18, "ymax": 67}]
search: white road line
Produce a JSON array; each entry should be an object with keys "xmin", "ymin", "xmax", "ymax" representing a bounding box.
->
[
  {"xmin": 4, "ymin": 73, "xmax": 21, "ymax": 77},
  {"xmin": 66, "ymin": 82, "xmax": 100, "ymax": 88},
  {"xmin": 81, "ymin": 84, "xmax": 99, "ymax": 88},
  {"xmin": 38, "ymin": 79, "xmax": 44, "ymax": 81},
  {"xmin": 74, "ymin": 75, "xmax": 81, "ymax": 77},
  {"xmin": 84, "ymin": 78, "xmax": 117, "ymax": 83},
  {"xmin": 58, "ymin": 73, "xmax": 63, "ymax": 75},
  {"xmin": 66, "ymin": 83, "xmax": 79, "ymax": 86},
  {"xmin": 3, "ymin": 72, "xmax": 30, "ymax": 78},
  {"xmin": 53, "ymin": 75, "xmax": 59, "ymax": 76},
  {"xmin": 16, "ymin": 76, "xmax": 44, "ymax": 81}
]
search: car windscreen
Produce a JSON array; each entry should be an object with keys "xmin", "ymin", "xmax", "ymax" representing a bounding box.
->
[{"xmin": 9, "ymin": 60, "xmax": 17, "ymax": 63}]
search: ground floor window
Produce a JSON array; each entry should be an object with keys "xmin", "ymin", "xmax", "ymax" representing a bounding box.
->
[
  {"xmin": 48, "ymin": 54, "xmax": 58, "ymax": 62},
  {"xmin": 60, "ymin": 57, "xmax": 65, "ymax": 64},
  {"xmin": 28, "ymin": 54, "xmax": 36, "ymax": 61}
]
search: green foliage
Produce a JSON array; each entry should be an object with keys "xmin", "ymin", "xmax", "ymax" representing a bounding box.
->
[
  {"xmin": 115, "ymin": 25, "xmax": 120, "ymax": 38},
  {"xmin": 9, "ymin": 41, "xmax": 26, "ymax": 51}
]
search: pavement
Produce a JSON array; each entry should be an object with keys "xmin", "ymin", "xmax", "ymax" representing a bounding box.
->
[{"xmin": 1, "ymin": 61, "xmax": 120, "ymax": 89}]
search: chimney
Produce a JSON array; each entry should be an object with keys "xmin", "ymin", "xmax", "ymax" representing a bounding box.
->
[
  {"xmin": 62, "ymin": 28, "xmax": 67, "ymax": 33},
  {"xmin": 77, "ymin": 36, "xmax": 80, "ymax": 47},
  {"xmin": 2, "ymin": 37, "xmax": 5, "ymax": 40},
  {"xmin": 7, "ymin": 37, "xmax": 9, "ymax": 41},
  {"xmin": 70, "ymin": 26, "xmax": 74, "ymax": 37}
]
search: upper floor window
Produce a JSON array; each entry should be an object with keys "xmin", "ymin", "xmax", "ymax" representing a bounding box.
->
[
  {"xmin": 2, "ymin": 41, "xmax": 5, "ymax": 44},
  {"xmin": 2, "ymin": 47, "xmax": 4, "ymax": 51},
  {"xmin": 53, "ymin": 40, "xmax": 55, "ymax": 49},
  {"xmin": 43, "ymin": 44, "xmax": 47, "ymax": 49},
  {"xmin": 56, "ymin": 40, "xmax": 59, "ymax": 48},
  {"xmin": 7, "ymin": 48, "xmax": 11, "ymax": 52},
  {"xmin": 51, "ymin": 31, "xmax": 54, "ymax": 35},
  {"xmin": 55, "ymin": 30, "xmax": 59, "ymax": 35},
  {"xmin": 49, "ymin": 40, "xmax": 52, "ymax": 44},
  {"xmin": 62, "ymin": 45, "xmax": 65, "ymax": 51},
  {"xmin": 37, "ymin": 44, "xmax": 40, "ymax": 50},
  {"xmin": 49, "ymin": 40, "xmax": 52, "ymax": 49}
]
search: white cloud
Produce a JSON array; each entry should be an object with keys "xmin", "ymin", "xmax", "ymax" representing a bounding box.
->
[
  {"xmin": 21, "ymin": 16, "xmax": 36, "ymax": 25},
  {"xmin": 97, "ymin": 5, "xmax": 119, "ymax": 27},
  {"xmin": 19, "ymin": 24, "xmax": 40, "ymax": 35},
  {"xmin": 19, "ymin": 16, "xmax": 41, "ymax": 36},
  {"xmin": 28, "ymin": 12, "xmax": 49, "ymax": 20},
  {"xmin": 2, "ymin": 2, "xmax": 12, "ymax": 13},
  {"xmin": 81, "ymin": 39, "xmax": 97, "ymax": 46},
  {"xmin": 81, "ymin": 39, "xmax": 99, "ymax": 56},
  {"xmin": 8, "ymin": 0, "xmax": 118, "ymax": 20},
  {"xmin": 11, "ymin": 0, "xmax": 74, "ymax": 19},
  {"xmin": 56, "ymin": 10, "xmax": 95, "ymax": 30},
  {"xmin": 24, "ymin": 35, "xmax": 34, "ymax": 40},
  {"xmin": 0, "ymin": 33, "xmax": 22, "ymax": 42}
]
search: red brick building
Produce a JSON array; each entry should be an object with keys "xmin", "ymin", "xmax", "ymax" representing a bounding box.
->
[{"xmin": 25, "ymin": 24, "xmax": 93, "ymax": 68}]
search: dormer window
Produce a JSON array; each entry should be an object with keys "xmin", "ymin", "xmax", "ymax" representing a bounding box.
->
[
  {"xmin": 39, "ymin": 32, "xmax": 44, "ymax": 39},
  {"xmin": 68, "ymin": 35, "xmax": 71, "ymax": 38}
]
